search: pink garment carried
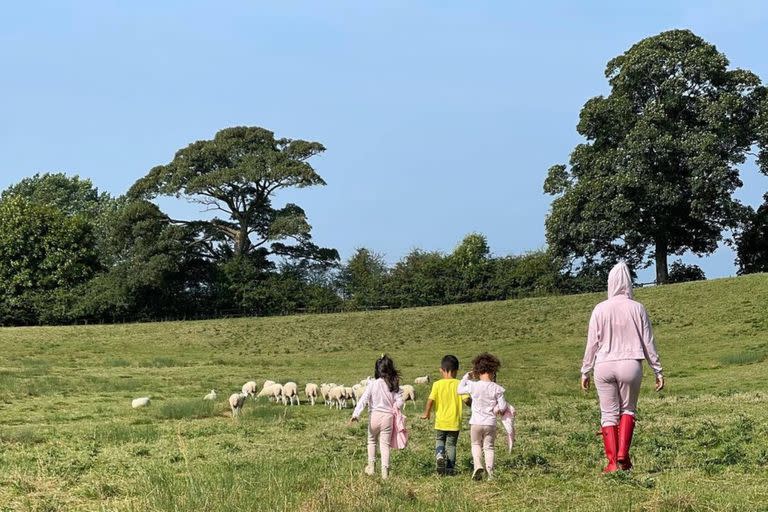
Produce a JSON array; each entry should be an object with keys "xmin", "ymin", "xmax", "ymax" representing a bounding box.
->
[
  {"xmin": 495, "ymin": 404, "xmax": 517, "ymax": 453},
  {"xmin": 384, "ymin": 383, "xmax": 408, "ymax": 449},
  {"xmin": 580, "ymin": 262, "xmax": 663, "ymax": 376}
]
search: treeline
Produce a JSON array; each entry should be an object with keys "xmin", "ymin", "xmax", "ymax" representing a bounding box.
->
[{"xmin": 0, "ymin": 170, "xmax": 712, "ymax": 326}]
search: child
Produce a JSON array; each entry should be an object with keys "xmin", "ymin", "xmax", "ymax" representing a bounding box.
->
[
  {"xmin": 421, "ymin": 354, "xmax": 469, "ymax": 475},
  {"xmin": 349, "ymin": 354, "xmax": 404, "ymax": 480},
  {"xmin": 457, "ymin": 352, "xmax": 508, "ymax": 480}
]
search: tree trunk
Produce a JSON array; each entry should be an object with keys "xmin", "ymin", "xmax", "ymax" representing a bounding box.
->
[{"xmin": 655, "ymin": 239, "xmax": 668, "ymax": 284}]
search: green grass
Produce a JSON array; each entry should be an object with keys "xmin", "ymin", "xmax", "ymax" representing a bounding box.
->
[{"xmin": 0, "ymin": 274, "xmax": 767, "ymax": 510}]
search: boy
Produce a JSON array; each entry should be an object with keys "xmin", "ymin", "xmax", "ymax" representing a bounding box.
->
[{"xmin": 421, "ymin": 354, "xmax": 469, "ymax": 475}]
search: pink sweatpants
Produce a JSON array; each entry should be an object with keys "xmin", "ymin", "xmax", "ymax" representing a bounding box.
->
[
  {"xmin": 594, "ymin": 359, "xmax": 642, "ymax": 426},
  {"xmin": 470, "ymin": 424, "xmax": 496, "ymax": 473},
  {"xmin": 367, "ymin": 411, "xmax": 393, "ymax": 469}
]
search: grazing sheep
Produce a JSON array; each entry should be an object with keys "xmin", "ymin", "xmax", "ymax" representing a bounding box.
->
[
  {"xmin": 351, "ymin": 383, "xmax": 366, "ymax": 403},
  {"xmin": 304, "ymin": 383, "xmax": 319, "ymax": 406},
  {"xmin": 262, "ymin": 380, "xmax": 276, "ymax": 389},
  {"xmin": 203, "ymin": 389, "xmax": 217, "ymax": 400},
  {"xmin": 131, "ymin": 397, "xmax": 150, "ymax": 409},
  {"xmin": 400, "ymin": 385, "xmax": 416, "ymax": 408},
  {"xmin": 344, "ymin": 386, "xmax": 356, "ymax": 407},
  {"xmin": 328, "ymin": 385, "xmax": 347, "ymax": 409},
  {"xmin": 242, "ymin": 381, "xmax": 258, "ymax": 397},
  {"xmin": 414, "ymin": 375, "xmax": 430, "ymax": 385},
  {"xmin": 359, "ymin": 377, "xmax": 372, "ymax": 387},
  {"xmin": 229, "ymin": 392, "xmax": 248, "ymax": 417},
  {"xmin": 282, "ymin": 382, "xmax": 300, "ymax": 406},
  {"xmin": 321, "ymin": 383, "xmax": 337, "ymax": 407},
  {"xmin": 257, "ymin": 382, "xmax": 282, "ymax": 401}
]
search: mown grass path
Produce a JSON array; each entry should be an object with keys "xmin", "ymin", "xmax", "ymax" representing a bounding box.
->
[{"xmin": 1, "ymin": 274, "xmax": 767, "ymax": 510}]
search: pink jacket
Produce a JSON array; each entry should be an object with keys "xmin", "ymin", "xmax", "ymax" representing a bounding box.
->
[{"xmin": 580, "ymin": 262, "xmax": 663, "ymax": 376}]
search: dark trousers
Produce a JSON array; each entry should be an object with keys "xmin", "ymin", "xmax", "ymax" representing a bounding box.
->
[{"xmin": 435, "ymin": 430, "xmax": 460, "ymax": 469}]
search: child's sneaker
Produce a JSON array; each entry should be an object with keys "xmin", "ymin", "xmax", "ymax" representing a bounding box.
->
[
  {"xmin": 436, "ymin": 452, "xmax": 446, "ymax": 474},
  {"xmin": 364, "ymin": 463, "xmax": 375, "ymax": 476},
  {"xmin": 471, "ymin": 467, "xmax": 485, "ymax": 481}
]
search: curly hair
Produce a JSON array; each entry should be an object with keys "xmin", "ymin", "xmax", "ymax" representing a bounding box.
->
[{"xmin": 471, "ymin": 352, "xmax": 501, "ymax": 377}]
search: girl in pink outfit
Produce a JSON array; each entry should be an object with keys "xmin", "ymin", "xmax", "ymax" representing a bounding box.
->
[
  {"xmin": 580, "ymin": 262, "xmax": 665, "ymax": 473},
  {"xmin": 349, "ymin": 354, "xmax": 404, "ymax": 480},
  {"xmin": 457, "ymin": 352, "xmax": 508, "ymax": 480}
]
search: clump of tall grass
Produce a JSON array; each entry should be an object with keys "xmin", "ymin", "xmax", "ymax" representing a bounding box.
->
[
  {"xmin": 718, "ymin": 351, "xmax": 766, "ymax": 366},
  {"xmin": 156, "ymin": 399, "xmax": 217, "ymax": 420}
]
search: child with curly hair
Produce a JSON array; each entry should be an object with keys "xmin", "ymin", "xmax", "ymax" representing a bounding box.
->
[{"xmin": 457, "ymin": 352, "xmax": 508, "ymax": 480}]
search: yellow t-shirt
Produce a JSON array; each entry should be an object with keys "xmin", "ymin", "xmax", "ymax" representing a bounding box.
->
[{"xmin": 428, "ymin": 378, "xmax": 466, "ymax": 431}]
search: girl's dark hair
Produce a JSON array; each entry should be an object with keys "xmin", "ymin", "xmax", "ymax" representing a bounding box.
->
[
  {"xmin": 472, "ymin": 352, "xmax": 501, "ymax": 377},
  {"xmin": 375, "ymin": 354, "xmax": 401, "ymax": 392}
]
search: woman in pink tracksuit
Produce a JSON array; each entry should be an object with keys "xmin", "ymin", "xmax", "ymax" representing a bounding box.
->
[{"xmin": 580, "ymin": 262, "xmax": 664, "ymax": 472}]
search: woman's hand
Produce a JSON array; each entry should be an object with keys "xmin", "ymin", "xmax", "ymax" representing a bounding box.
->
[
  {"xmin": 655, "ymin": 374, "xmax": 665, "ymax": 392},
  {"xmin": 580, "ymin": 374, "xmax": 590, "ymax": 391}
]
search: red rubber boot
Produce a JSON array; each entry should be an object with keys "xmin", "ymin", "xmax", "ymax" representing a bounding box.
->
[
  {"xmin": 601, "ymin": 425, "xmax": 619, "ymax": 473},
  {"xmin": 617, "ymin": 414, "xmax": 636, "ymax": 471}
]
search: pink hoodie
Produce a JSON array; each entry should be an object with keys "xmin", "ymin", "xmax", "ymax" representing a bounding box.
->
[{"xmin": 580, "ymin": 262, "xmax": 663, "ymax": 376}]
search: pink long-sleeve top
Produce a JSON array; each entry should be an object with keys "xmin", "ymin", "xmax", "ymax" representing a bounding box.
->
[
  {"xmin": 580, "ymin": 262, "xmax": 663, "ymax": 376},
  {"xmin": 351, "ymin": 378, "xmax": 404, "ymax": 419},
  {"xmin": 457, "ymin": 372, "xmax": 508, "ymax": 426}
]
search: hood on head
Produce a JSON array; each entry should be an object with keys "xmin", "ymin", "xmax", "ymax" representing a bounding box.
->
[{"xmin": 607, "ymin": 261, "xmax": 633, "ymax": 299}]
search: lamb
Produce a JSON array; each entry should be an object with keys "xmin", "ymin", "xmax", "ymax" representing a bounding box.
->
[
  {"xmin": 304, "ymin": 383, "xmax": 319, "ymax": 406},
  {"xmin": 257, "ymin": 382, "xmax": 282, "ymax": 401},
  {"xmin": 400, "ymin": 385, "xmax": 416, "ymax": 408},
  {"xmin": 203, "ymin": 389, "xmax": 217, "ymax": 400},
  {"xmin": 242, "ymin": 381, "xmax": 258, "ymax": 397},
  {"xmin": 414, "ymin": 375, "xmax": 430, "ymax": 385},
  {"xmin": 359, "ymin": 377, "xmax": 372, "ymax": 387},
  {"xmin": 351, "ymin": 383, "xmax": 366, "ymax": 403},
  {"xmin": 229, "ymin": 392, "xmax": 248, "ymax": 417},
  {"xmin": 131, "ymin": 397, "xmax": 150, "ymax": 408},
  {"xmin": 321, "ymin": 383, "xmax": 337, "ymax": 407},
  {"xmin": 344, "ymin": 386, "xmax": 356, "ymax": 407},
  {"xmin": 328, "ymin": 385, "xmax": 347, "ymax": 409},
  {"xmin": 282, "ymin": 382, "xmax": 300, "ymax": 406}
]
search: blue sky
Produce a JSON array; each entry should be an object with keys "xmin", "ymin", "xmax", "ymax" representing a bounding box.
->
[{"xmin": 1, "ymin": 1, "xmax": 767, "ymax": 279}]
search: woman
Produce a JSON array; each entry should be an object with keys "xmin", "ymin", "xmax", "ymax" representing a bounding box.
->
[{"xmin": 580, "ymin": 261, "xmax": 664, "ymax": 472}]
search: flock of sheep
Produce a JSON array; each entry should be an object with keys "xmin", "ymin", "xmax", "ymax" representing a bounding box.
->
[{"xmin": 221, "ymin": 375, "xmax": 430, "ymax": 417}]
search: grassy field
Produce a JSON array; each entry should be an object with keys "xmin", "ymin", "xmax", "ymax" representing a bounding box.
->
[{"xmin": 1, "ymin": 274, "xmax": 768, "ymax": 511}]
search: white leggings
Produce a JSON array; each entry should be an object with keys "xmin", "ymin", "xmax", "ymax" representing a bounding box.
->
[{"xmin": 594, "ymin": 359, "xmax": 642, "ymax": 426}]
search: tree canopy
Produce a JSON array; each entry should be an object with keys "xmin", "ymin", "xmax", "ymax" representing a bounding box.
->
[
  {"xmin": 129, "ymin": 126, "xmax": 338, "ymax": 266},
  {"xmin": 544, "ymin": 30, "xmax": 766, "ymax": 283}
]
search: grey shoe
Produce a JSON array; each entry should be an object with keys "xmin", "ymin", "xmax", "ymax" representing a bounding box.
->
[
  {"xmin": 472, "ymin": 468, "xmax": 485, "ymax": 481},
  {"xmin": 436, "ymin": 452, "xmax": 446, "ymax": 475}
]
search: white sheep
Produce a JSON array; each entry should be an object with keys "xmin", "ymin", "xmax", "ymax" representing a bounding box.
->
[
  {"xmin": 400, "ymin": 385, "xmax": 416, "ymax": 408},
  {"xmin": 351, "ymin": 383, "xmax": 366, "ymax": 402},
  {"xmin": 131, "ymin": 397, "xmax": 150, "ymax": 409},
  {"xmin": 282, "ymin": 382, "xmax": 300, "ymax": 406},
  {"xmin": 242, "ymin": 381, "xmax": 258, "ymax": 397},
  {"xmin": 257, "ymin": 382, "xmax": 282, "ymax": 401},
  {"xmin": 203, "ymin": 389, "xmax": 217, "ymax": 400},
  {"xmin": 229, "ymin": 392, "xmax": 248, "ymax": 417},
  {"xmin": 344, "ymin": 386, "xmax": 356, "ymax": 407},
  {"xmin": 328, "ymin": 385, "xmax": 347, "ymax": 409},
  {"xmin": 304, "ymin": 383, "xmax": 319, "ymax": 406},
  {"xmin": 414, "ymin": 375, "xmax": 430, "ymax": 385},
  {"xmin": 321, "ymin": 383, "xmax": 337, "ymax": 407},
  {"xmin": 359, "ymin": 377, "xmax": 372, "ymax": 386}
]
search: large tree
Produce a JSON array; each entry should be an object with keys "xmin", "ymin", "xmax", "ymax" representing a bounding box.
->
[
  {"xmin": 544, "ymin": 30, "xmax": 764, "ymax": 283},
  {"xmin": 129, "ymin": 126, "xmax": 339, "ymax": 266}
]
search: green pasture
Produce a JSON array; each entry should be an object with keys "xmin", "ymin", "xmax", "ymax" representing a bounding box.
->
[{"xmin": 1, "ymin": 274, "xmax": 767, "ymax": 511}]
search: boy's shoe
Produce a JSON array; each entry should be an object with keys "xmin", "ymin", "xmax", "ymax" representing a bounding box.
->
[
  {"xmin": 436, "ymin": 452, "xmax": 446, "ymax": 474},
  {"xmin": 364, "ymin": 463, "xmax": 375, "ymax": 476},
  {"xmin": 472, "ymin": 468, "xmax": 485, "ymax": 481}
]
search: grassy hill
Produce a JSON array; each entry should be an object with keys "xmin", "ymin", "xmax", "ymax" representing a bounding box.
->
[{"xmin": 1, "ymin": 274, "xmax": 767, "ymax": 511}]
